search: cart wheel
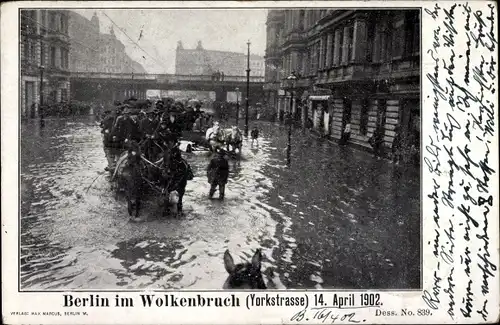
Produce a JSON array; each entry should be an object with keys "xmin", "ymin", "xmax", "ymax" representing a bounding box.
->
[{"xmin": 186, "ymin": 144, "xmax": 193, "ymax": 153}]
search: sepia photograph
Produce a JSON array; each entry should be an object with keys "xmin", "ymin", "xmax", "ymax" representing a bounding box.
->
[{"xmin": 19, "ymin": 7, "xmax": 421, "ymax": 291}]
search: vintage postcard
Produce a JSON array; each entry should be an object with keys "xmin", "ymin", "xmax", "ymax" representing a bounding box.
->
[{"xmin": 1, "ymin": 0, "xmax": 498, "ymax": 324}]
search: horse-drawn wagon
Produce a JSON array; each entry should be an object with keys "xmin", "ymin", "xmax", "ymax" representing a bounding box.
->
[{"xmin": 109, "ymin": 139, "xmax": 181, "ymax": 221}]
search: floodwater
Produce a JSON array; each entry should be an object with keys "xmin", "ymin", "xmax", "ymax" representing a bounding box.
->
[{"xmin": 20, "ymin": 117, "xmax": 420, "ymax": 290}]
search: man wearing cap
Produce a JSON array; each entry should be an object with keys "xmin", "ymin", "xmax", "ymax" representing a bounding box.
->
[
  {"xmin": 140, "ymin": 107, "xmax": 159, "ymax": 160},
  {"xmin": 163, "ymin": 112, "xmax": 183, "ymax": 143},
  {"xmin": 155, "ymin": 119, "xmax": 176, "ymax": 150},
  {"xmin": 100, "ymin": 108, "xmax": 120, "ymax": 171},
  {"xmin": 112, "ymin": 105, "xmax": 141, "ymax": 148},
  {"xmin": 207, "ymin": 149, "xmax": 229, "ymax": 200},
  {"xmin": 155, "ymin": 100, "xmax": 165, "ymax": 115}
]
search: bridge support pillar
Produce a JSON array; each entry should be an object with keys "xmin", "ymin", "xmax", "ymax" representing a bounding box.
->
[{"xmin": 215, "ymin": 87, "xmax": 227, "ymax": 102}]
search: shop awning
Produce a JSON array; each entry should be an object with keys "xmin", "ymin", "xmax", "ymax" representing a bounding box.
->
[{"xmin": 309, "ymin": 95, "xmax": 331, "ymax": 101}]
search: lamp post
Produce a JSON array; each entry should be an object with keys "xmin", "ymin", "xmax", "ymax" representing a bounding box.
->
[
  {"xmin": 39, "ymin": 65, "xmax": 45, "ymax": 127},
  {"xmin": 235, "ymin": 87, "xmax": 240, "ymax": 126},
  {"xmin": 286, "ymin": 72, "xmax": 298, "ymax": 166},
  {"xmin": 245, "ymin": 40, "xmax": 251, "ymax": 137}
]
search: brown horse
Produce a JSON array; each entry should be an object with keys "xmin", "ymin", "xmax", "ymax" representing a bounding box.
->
[
  {"xmin": 116, "ymin": 141, "xmax": 145, "ymax": 219},
  {"xmin": 222, "ymin": 249, "xmax": 266, "ymax": 289}
]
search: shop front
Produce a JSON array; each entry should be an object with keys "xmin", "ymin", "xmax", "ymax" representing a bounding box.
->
[{"xmin": 307, "ymin": 88, "xmax": 333, "ymax": 136}]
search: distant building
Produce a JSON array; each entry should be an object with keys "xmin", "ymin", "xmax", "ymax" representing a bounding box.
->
[
  {"xmin": 264, "ymin": 9, "xmax": 420, "ymax": 160},
  {"xmin": 68, "ymin": 11, "xmax": 146, "ymax": 74},
  {"xmin": 21, "ymin": 9, "xmax": 71, "ymax": 118},
  {"xmin": 67, "ymin": 11, "xmax": 99, "ymax": 72},
  {"xmin": 175, "ymin": 40, "xmax": 264, "ymax": 77}
]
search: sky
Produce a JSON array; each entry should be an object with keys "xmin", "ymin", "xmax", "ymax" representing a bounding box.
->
[{"xmin": 73, "ymin": 9, "xmax": 268, "ymax": 74}]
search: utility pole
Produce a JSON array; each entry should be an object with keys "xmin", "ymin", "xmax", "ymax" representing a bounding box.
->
[
  {"xmin": 235, "ymin": 87, "xmax": 240, "ymax": 126},
  {"xmin": 245, "ymin": 41, "xmax": 251, "ymax": 136}
]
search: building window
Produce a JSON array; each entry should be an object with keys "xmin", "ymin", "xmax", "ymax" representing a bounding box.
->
[
  {"xmin": 299, "ymin": 10, "xmax": 305, "ymax": 31},
  {"xmin": 366, "ymin": 20, "xmax": 376, "ymax": 62},
  {"xmin": 26, "ymin": 39, "xmax": 36, "ymax": 63},
  {"xmin": 49, "ymin": 12, "xmax": 56, "ymax": 31},
  {"xmin": 50, "ymin": 90, "xmax": 57, "ymax": 103},
  {"xmin": 41, "ymin": 11, "xmax": 46, "ymax": 33},
  {"xmin": 62, "ymin": 48, "xmax": 68, "ymax": 69},
  {"xmin": 392, "ymin": 14, "xmax": 405, "ymax": 59},
  {"xmin": 347, "ymin": 26, "xmax": 354, "ymax": 62},
  {"xmin": 23, "ymin": 41, "xmax": 29, "ymax": 63},
  {"xmin": 321, "ymin": 35, "xmax": 328, "ymax": 69},
  {"xmin": 41, "ymin": 43, "xmax": 45, "ymax": 66},
  {"xmin": 380, "ymin": 21, "xmax": 392, "ymax": 62},
  {"xmin": 333, "ymin": 29, "xmax": 342, "ymax": 66},
  {"xmin": 310, "ymin": 42, "xmax": 319, "ymax": 74},
  {"xmin": 50, "ymin": 46, "xmax": 56, "ymax": 67},
  {"xmin": 405, "ymin": 11, "xmax": 420, "ymax": 56},
  {"xmin": 60, "ymin": 88, "xmax": 68, "ymax": 102}
]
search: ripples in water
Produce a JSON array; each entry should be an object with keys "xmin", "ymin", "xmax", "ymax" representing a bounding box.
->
[{"xmin": 20, "ymin": 118, "xmax": 420, "ymax": 290}]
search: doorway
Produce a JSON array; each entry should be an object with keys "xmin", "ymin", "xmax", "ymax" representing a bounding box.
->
[{"xmin": 25, "ymin": 81, "xmax": 35, "ymax": 118}]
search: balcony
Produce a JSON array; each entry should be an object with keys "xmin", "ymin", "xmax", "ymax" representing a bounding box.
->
[
  {"xmin": 371, "ymin": 55, "xmax": 420, "ymax": 81},
  {"xmin": 279, "ymin": 75, "xmax": 314, "ymax": 90},
  {"xmin": 312, "ymin": 54, "xmax": 420, "ymax": 88}
]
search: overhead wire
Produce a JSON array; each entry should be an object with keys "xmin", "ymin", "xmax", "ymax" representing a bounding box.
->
[
  {"xmin": 20, "ymin": 12, "xmax": 138, "ymax": 74},
  {"xmin": 101, "ymin": 12, "xmax": 167, "ymax": 72}
]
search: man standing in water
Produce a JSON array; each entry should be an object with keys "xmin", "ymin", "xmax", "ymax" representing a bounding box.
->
[{"xmin": 207, "ymin": 149, "xmax": 229, "ymax": 200}]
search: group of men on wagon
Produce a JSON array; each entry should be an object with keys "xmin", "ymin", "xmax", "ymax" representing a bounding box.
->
[
  {"xmin": 99, "ymin": 97, "xmax": 232, "ymax": 216},
  {"xmin": 100, "ymin": 97, "xmax": 209, "ymax": 170}
]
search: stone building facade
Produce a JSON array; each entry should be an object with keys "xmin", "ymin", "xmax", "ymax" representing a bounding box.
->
[
  {"xmin": 68, "ymin": 12, "xmax": 146, "ymax": 74},
  {"xmin": 175, "ymin": 40, "xmax": 264, "ymax": 77},
  {"xmin": 264, "ymin": 9, "xmax": 420, "ymax": 158},
  {"xmin": 21, "ymin": 9, "xmax": 71, "ymax": 118}
]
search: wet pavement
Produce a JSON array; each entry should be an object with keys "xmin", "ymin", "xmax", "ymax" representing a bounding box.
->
[{"xmin": 20, "ymin": 117, "xmax": 420, "ymax": 290}]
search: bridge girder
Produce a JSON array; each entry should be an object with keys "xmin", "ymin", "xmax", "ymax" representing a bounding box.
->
[{"xmin": 70, "ymin": 78, "xmax": 265, "ymax": 104}]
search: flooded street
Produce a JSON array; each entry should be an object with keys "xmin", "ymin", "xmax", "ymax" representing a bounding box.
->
[{"xmin": 20, "ymin": 117, "xmax": 420, "ymax": 290}]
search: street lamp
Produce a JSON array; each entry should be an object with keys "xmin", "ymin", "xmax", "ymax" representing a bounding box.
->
[
  {"xmin": 235, "ymin": 87, "xmax": 240, "ymax": 126},
  {"xmin": 286, "ymin": 72, "xmax": 298, "ymax": 166},
  {"xmin": 245, "ymin": 40, "xmax": 251, "ymax": 137},
  {"xmin": 39, "ymin": 65, "xmax": 45, "ymax": 127}
]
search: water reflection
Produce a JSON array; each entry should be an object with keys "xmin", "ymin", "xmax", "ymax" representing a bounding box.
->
[{"xmin": 20, "ymin": 117, "xmax": 419, "ymax": 290}]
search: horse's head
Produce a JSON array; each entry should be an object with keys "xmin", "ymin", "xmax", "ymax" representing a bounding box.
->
[{"xmin": 222, "ymin": 249, "xmax": 266, "ymax": 289}]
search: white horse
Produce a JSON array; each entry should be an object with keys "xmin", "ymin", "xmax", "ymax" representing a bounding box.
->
[
  {"xmin": 222, "ymin": 126, "xmax": 243, "ymax": 153},
  {"xmin": 206, "ymin": 124, "xmax": 226, "ymax": 152}
]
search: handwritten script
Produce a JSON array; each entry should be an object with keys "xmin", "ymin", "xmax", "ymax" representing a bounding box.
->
[
  {"xmin": 423, "ymin": 1, "xmax": 498, "ymax": 322},
  {"xmin": 290, "ymin": 306, "xmax": 366, "ymax": 324}
]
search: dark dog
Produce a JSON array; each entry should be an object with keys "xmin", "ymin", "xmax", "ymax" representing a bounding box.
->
[{"xmin": 222, "ymin": 249, "xmax": 266, "ymax": 289}]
